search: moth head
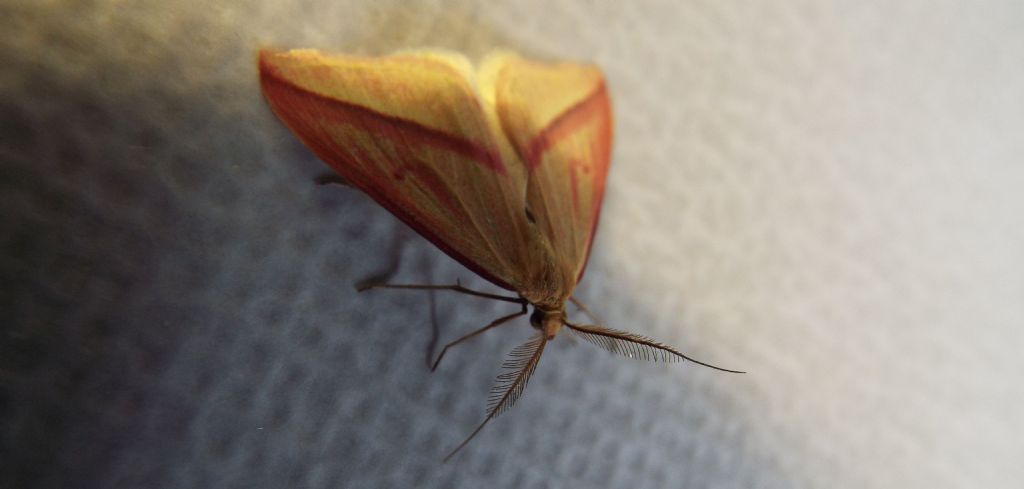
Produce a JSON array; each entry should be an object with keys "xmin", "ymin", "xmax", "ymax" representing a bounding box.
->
[{"xmin": 529, "ymin": 306, "xmax": 565, "ymax": 340}]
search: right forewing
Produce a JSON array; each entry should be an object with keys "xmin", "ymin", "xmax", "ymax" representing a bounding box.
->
[{"xmin": 259, "ymin": 49, "xmax": 542, "ymax": 290}]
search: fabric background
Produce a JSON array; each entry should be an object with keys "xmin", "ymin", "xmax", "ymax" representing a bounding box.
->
[{"xmin": 2, "ymin": 1, "xmax": 1022, "ymax": 488}]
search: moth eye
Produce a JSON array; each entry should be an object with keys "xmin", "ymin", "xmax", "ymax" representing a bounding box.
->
[{"xmin": 525, "ymin": 207, "xmax": 537, "ymax": 224}]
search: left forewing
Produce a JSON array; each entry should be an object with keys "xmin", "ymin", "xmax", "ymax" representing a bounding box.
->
[{"xmin": 482, "ymin": 53, "xmax": 613, "ymax": 284}]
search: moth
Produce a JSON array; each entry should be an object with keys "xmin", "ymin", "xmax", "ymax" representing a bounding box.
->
[{"xmin": 258, "ymin": 48, "xmax": 742, "ymax": 460}]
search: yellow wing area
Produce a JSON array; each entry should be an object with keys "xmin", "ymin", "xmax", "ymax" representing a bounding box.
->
[
  {"xmin": 259, "ymin": 49, "xmax": 553, "ymax": 292},
  {"xmin": 482, "ymin": 52, "xmax": 613, "ymax": 286}
]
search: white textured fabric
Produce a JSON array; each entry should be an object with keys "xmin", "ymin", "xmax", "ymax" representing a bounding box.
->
[{"xmin": 2, "ymin": 1, "xmax": 1022, "ymax": 488}]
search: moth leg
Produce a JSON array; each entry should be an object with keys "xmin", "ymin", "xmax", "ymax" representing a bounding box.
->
[
  {"xmin": 569, "ymin": 296, "xmax": 605, "ymax": 325},
  {"xmin": 314, "ymin": 172, "xmax": 351, "ymax": 186},
  {"xmin": 347, "ymin": 228, "xmax": 408, "ymax": 290},
  {"xmin": 431, "ymin": 304, "xmax": 528, "ymax": 371},
  {"xmin": 358, "ymin": 281, "xmax": 526, "ymax": 305}
]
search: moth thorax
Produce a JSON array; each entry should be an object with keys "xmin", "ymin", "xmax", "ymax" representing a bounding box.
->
[{"xmin": 529, "ymin": 307, "xmax": 565, "ymax": 340}]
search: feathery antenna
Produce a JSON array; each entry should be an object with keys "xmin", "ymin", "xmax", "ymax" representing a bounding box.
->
[
  {"xmin": 444, "ymin": 333, "xmax": 548, "ymax": 461},
  {"xmin": 564, "ymin": 322, "xmax": 744, "ymax": 373}
]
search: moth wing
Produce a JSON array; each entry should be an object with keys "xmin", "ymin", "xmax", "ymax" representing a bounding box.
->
[
  {"xmin": 259, "ymin": 49, "xmax": 544, "ymax": 290},
  {"xmin": 481, "ymin": 53, "xmax": 613, "ymax": 285}
]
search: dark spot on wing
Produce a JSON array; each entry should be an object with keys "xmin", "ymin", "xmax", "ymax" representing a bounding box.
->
[{"xmin": 525, "ymin": 207, "xmax": 537, "ymax": 224}]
